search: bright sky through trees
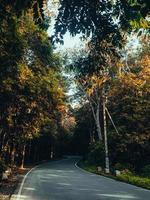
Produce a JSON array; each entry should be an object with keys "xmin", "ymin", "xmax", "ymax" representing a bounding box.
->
[{"xmin": 47, "ymin": 0, "xmax": 84, "ymax": 51}]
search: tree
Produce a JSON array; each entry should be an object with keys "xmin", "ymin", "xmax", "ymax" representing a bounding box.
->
[
  {"xmin": 0, "ymin": 6, "xmax": 68, "ymax": 168},
  {"xmin": 106, "ymin": 39, "xmax": 150, "ymax": 171}
]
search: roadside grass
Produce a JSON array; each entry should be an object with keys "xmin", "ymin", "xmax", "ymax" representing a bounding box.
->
[
  {"xmin": 78, "ymin": 160, "xmax": 150, "ymax": 190},
  {"xmin": 117, "ymin": 174, "xmax": 150, "ymax": 190}
]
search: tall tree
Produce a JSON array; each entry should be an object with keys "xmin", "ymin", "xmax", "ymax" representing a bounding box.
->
[{"xmin": 0, "ymin": 4, "xmax": 68, "ymax": 167}]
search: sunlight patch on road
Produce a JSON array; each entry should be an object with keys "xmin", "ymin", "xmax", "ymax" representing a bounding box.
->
[
  {"xmin": 97, "ymin": 193, "xmax": 138, "ymax": 199},
  {"xmin": 78, "ymin": 188, "xmax": 101, "ymax": 192},
  {"xmin": 56, "ymin": 170, "xmax": 75, "ymax": 173},
  {"xmin": 24, "ymin": 187, "xmax": 36, "ymax": 191},
  {"xmin": 16, "ymin": 195, "xmax": 28, "ymax": 200},
  {"xmin": 57, "ymin": 183, "xmax": 71, "ymax": 186},
  {"xmin": 39, "ymin": 174, "xmax": 68, "ymax": 178}
]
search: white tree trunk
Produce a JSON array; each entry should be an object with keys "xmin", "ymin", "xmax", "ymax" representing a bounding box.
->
[
  {"xmin": 103, "ymin": 91, "xmax": 110, "ymax": 174},
  {"xmin": 78, "ymin": 83, "xmax": 103, "ymax": 141},
  {"xmin": 96, "ymin": 104, "xmax": 102, "ymax": 141},
  {"xmin": 20, "ymin": 144, "xmax": 26, "ymax": 169}
]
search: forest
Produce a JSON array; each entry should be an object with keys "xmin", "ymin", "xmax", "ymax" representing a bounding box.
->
[{"xmin": 0, "ymin": 0, "xmax": 149, "ymax": 189}]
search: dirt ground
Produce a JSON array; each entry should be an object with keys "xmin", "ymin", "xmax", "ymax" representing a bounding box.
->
[{"xmin": 0, "ymin": 168, "xmax": 30, "ymax": 200}]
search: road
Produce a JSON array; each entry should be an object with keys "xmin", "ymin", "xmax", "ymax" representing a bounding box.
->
[{"xmin": 12, "ymin": 158, "xmax": 150, "ymax": 200}]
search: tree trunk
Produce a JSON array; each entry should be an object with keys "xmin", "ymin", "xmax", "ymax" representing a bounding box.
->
[
  {"xmin": 27, "ymin": 139, "xmax": 32, "ymax": 163},
  {"xmin": 50, "ymin": 146, "xmax": 54, "ymax": 159},
  {"xmin": 90, "ymin": 130, "xmax": 95, "ymax": 144},
  {"xmin": 34, "ymin": 145, "xmax": 38, "ymax": 163},
  {"xmin": 10, "ymin": 143, "xmax": 16, "ymax": 166},
  {"xmin": 96, "ymin": 103, "xmax": 102, "ymax": 141},
  {"xmin": 20, "ymin": 143, "xmax": 26, "ymax": 169},
  {"xmin": 102, "ymin": 91, "xmax": 110, "ymax": 174},
  {"xmin": 0, "ymin": 132, "xmax": 6, "ymax": 156}
]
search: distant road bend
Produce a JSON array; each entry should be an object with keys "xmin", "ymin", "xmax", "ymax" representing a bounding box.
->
[{"xmin": 11, "ymin": 157, "xmax": 150, "ymax": 200}]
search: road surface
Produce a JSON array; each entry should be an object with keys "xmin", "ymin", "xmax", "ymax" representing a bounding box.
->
[{"xmin": 12, "ymin": 157, "xmax": 150, "ymax": 200}]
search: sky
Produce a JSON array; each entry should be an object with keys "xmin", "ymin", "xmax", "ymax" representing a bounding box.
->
[
  {"xmin": 48, "ymin": 29, "xmax": 83, "ymax": 52},
  {"xmin": 47, "ymin": 0, "xmax": 83, "ymax": 51}
]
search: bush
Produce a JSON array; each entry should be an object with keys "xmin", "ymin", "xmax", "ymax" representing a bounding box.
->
[
  {"xmin": 121, "ymin": 169, "xmax": 133, "ymax": 176},
  {"xmin": 114, "ymin": 162, "xmax": 134, "ymax": 172},
  {"xmin": 87, "ymin": 142, "xmax": 105, "ymax": 167},
  {"xmin": 142, "ymin": 165, "xmax": 150, "ymax": 178},
  {"xmin": 114, "ymin": 163, "xmax": 125, "ymax": 170}
]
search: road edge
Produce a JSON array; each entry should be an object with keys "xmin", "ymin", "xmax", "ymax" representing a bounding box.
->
[
  {"xmin": 10, "ymin": 165, "xmax": 38, "ymax": 200},
  {"xmin": 75, "ymin": 160, "xmax": 150, "ymax": 192},
  {"xmin": 74, "ymin": 160, "xmax": 97, "ymax": 176},
  {"xmin": 10, "ymin": 158, "xmax": 67, "ymax": 200}
]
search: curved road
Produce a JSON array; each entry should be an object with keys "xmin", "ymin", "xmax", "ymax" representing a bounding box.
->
[{"xmin": 12, "ymin": 158, "xmax": 150, "ymax": 200}]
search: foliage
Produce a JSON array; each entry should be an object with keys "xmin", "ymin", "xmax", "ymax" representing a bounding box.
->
[
  {"xmin": 114, "ymin": 163, "xmax": 134, "ymax": 172},
  {"xmin": 54, "ymin": 0, "xmax": 122, "ymax": 45},
  {"xmin": 0, "ymin": 158, "xmax": 7, "ymax": 174},
  {"xmin": 0, "ymin": 0, "xmax": 47, "ymax": 23},
  {"xmin": 107, "ymin": 41, "xmax": 150, "ymax": 171},
  {"xmin": 142, "ymin": 165, "xmax": 150, "ymax": 178},
  {"xmin": 0, "ymin": 3, "xmax": 68, "ymax": 167},
  {"xmin": 54, "ymin": 0, "xmax": 150, "ymax": 46},
  {"xmin": 117, "ymin": 173, "xmax": 150, "ymax": 190},
  {"xmin": 70, "ymin": 104, "xmax": 94, "ymax": 155},
  {"xmin": 87, "ymin": 142, "xmax": 105, "ymax": 167},
  {"xmin": 115, "ymin": 0, "xmax": 150, "ymax": 30}
]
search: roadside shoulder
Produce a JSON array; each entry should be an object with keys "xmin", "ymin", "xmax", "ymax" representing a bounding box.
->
[{"xmin": 76, "ymin": 160, "xmax": 150, "ymax": 191}]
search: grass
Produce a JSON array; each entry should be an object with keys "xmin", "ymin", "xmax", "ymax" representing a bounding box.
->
[
  {"xmin": 78, "ymin": 160, "xmax": 150, "ymax": 190},
  {"xmin": 117, "ymin": 174, "xmax": 150, "ymax": 190}
]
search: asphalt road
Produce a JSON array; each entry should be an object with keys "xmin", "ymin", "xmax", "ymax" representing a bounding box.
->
[{"xmin": 12, "ymin": 157, "xmax": 150, "ymax": 200}]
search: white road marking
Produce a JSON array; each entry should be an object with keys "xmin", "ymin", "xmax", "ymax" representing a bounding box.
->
[
  {"xmin": 16, "ymin": 165, "xmax": 38, "ymax": 200},
  {"xmin": 15, "ymin": 159, "xmax": 68, "ymax": 200},
  {"xmin": 74, "ymin": 160, "xmax": 95, "ymax": 175}
]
